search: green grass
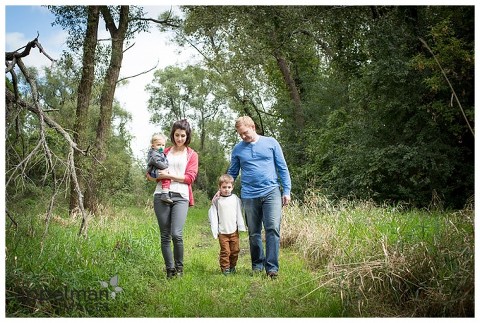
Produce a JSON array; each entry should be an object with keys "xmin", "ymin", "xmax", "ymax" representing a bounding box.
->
[
  {"xmin": 5, "ymin": 205, "xmax": 343, "ymax": 317},
  {"xmin": 6, "ymin": 195, "xmax": 473, "ymax": 317}
]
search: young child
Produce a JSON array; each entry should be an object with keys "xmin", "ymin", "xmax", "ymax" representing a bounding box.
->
[
  {"xmin": 146, "ymin": 133, "xmax": 173, "ymax": 204},
  {"xmin": 208, "ymin": 174, "xmax": 246, "ymax": 275}
]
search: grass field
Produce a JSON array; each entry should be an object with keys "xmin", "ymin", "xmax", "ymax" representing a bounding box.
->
[
  {"xmin": 5, "ymin": 204, "xmax": 343, "ymax": 317},
  {"xmin": 5, "ymin": 195, "xmax": 474, "ymax": 317}
]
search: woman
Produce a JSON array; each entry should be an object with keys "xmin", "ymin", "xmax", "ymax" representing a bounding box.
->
[{"xmin": 147, "ymin": 119, "xmax": 198, "ymax": 279}]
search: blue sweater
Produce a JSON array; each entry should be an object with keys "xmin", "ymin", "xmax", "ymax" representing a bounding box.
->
[{"xmin": 227, "ymin": 136, "xmax": 291, "ymax": 199}]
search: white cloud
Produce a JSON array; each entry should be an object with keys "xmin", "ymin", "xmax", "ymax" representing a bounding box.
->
[
  {"xmin": 48, "ymin": 29, "xmax": 69, "ymax": 49},
  {"xmin": 5, "ymin": 31, "xmax": 27, "ymax": 50},
  {"xmin": 116, "ymin": 6, "xmax": 200, "ymax": 160}
]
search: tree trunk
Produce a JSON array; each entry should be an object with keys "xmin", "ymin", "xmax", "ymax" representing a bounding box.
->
[
  {"xmin": 84, "ymin": 5, "xmax": 129, "ymax": 212},
  {"xmin": 274, "ymin": 50, "xmax": 305, "ymax": 130},
  {"xmin": 200, "ymin": 111, "xmax": 205, "ymax": 151},
  {"xmin": 69, "ymin": 6, "xmax": 100, "ymax": 216}
]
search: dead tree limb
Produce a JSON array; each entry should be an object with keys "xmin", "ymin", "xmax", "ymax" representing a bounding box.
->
[
  {"xmin": 6, "ymin": 41, "xmax": 89, "ymax": 236},
  {"xmin": 117, "ymin": 59, "xmax": 158, "ymax": 83},
  {"xmin": 419, "ymin": 37, "xmax": 474, "ymax": 138},
  {"xmin": 6, "ymin": 208, "xmax": 18, "ymax": 229},
  {"xmin": 5, "ymin": 33, "xmax": 56, "ymax": 73}
]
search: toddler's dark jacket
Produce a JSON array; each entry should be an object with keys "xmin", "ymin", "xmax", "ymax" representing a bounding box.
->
[{"xmin": 147, "ymin": 148, "xmax": 168, "ymax": 177}]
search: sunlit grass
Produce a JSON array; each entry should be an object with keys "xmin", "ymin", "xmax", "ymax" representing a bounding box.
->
[{"xmin": 5, "ymin": 204, "xmax": 342, "ymax": 317}]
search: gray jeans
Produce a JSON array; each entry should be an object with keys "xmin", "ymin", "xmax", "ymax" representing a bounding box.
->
[{"xmin": 153, "ymin": 192, "xmax": 189, "ymax": 270}]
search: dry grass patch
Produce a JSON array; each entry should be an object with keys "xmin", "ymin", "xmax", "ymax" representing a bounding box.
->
[{"xmin": 281, "ymin": 192, "xmax": 474, "ymax": 317}]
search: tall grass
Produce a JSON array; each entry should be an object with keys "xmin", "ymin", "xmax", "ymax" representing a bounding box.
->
[
  {"xmin": 281, "ymin": 191, "xmax": 474, "ymax": 316},
  {"xmin": 6, "ymin": 192, "xmax": 473, "ymax": 317}
]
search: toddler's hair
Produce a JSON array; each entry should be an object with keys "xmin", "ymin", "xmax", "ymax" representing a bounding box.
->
[
  {"xmin": 151, "ymin": 133, "xmax": 167, "ymax": 144},
  {"xmin": 218, "ymin": 174, "xmax": 234, "ymax": 187}
]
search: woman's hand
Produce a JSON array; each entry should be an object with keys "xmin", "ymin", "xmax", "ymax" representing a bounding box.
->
[{"xmin": 157, "ymin": 169, "xmax": 170, "ymax": 180}]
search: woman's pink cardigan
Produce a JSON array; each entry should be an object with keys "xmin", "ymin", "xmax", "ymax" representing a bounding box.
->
[{"xmin": 162, "ymin": 146, "xmax": 198, "ymax": 206}]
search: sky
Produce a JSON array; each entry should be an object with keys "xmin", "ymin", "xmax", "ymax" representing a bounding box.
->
[{"xmin": 3, "ymin": 4, "xmax": 200, "ymax": 160}]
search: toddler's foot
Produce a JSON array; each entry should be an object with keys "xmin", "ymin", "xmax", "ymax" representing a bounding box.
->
[
  {"xmin": 222, "ymin": 268, "xmax": 231, "ymax": 276},
  {"xmin": 160, "ymin": 193, "xmax": 173, "ymax": 204}
]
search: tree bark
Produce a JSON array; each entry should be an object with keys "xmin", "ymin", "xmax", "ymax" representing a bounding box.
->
[
  {"xmin": 84, "ymin": 5, "xmax": 129, "ymax": 212},
  {"xmin": 273, "ymin": 50, "xmax": 305, "ymax": 130},
  {"xmin": 69, "ymin": 6, "xmax": 100, "ymax": 215}
]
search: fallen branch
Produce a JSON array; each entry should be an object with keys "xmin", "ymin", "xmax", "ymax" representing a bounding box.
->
[{"xmin": 6, "ymin": 57, "xmax": 89, "ymax": 237}]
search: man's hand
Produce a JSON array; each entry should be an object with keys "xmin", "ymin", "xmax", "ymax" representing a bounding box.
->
[
  {"xmin": 282, "ymin": 195, "xmax": 291, "ymax": 207},
  {"xmin": 211, "ymin": 190, "xmax": 220, "ymax": 204}
]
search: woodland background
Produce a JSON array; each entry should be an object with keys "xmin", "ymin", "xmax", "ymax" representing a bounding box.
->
[
  {"xmin": 5, "ymin": 5, "xmax": 474, "ymax": 230},
  {"xmin": 4, "ymin": 6, "xmax": 475, "ymax": 317}
]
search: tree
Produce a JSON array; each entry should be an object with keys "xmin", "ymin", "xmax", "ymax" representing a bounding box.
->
[
  {"xmin": 83, "ymin": 6, "xmax": 130, "ymax": 213},
  {"xmin": 146, "ymin": 65, "xmax": 226, "ymax": 149},
  {"xmin": 69, "ymin": 6, "xmax": 100, "ymax": 215},
  {"xmin": 173, "ymin": 5, "xmax": 474, "ymax": 207},
  {"xmin": 304, "ymin": 6, "xmax": 474, "ymax": 207},
  {"xmin": 146, "ymin": 64, "xmax": 233, "ymax": 195}
]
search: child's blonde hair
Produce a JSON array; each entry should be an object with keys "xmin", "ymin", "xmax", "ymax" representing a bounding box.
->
[
  {"xmin": 218, "ymin": 174, "xmax": 234, "ymax": 187},
  {"xmin": 151, "ymin": 133, "xmax": 167, "ymax": 144}
]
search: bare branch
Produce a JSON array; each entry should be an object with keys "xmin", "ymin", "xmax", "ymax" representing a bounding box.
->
[
  {"xmin": 135, "ymin": 17, "xmax": 181, "ymax": 28},
  {"xmin": 6, "ymin": 89, "xmax": 87, "ymax": 155},
  {"xmin": 6, "ymin": 208, "xmax": 18, "ymax": 229},
  {"xmin": 123, "ymin": 42, "xmax": 135, "ymax": 53},
  {"xmin": 5, "ymin": 35, "xmax": 56, "ymax": 73},
  {"xmin": 117, "ymin": 59, "xmax": 159, "ymax": 83},
  {"xmin": 419, "ymin": 37, "xmax": 474, "ymax": 138}
]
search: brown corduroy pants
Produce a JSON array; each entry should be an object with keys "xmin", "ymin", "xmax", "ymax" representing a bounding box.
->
[{"xmin": 218, "ymin": 231, "xmax": 240, "ymax": 271}]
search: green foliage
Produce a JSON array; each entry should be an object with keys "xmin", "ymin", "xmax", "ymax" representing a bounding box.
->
[
  {"xmin": 145, "ymin": 64, "xmax": 238, "ymax": 199},
  {"xmin": 48, "ymin": 6, "xmax": 89, "ymax": 51},
  {"xmin": 291, "ymin": 6, "xmax": 474, "ymax": 208},
  {"xmin": 177, "ymin": 6, "xmax": 478, "ymax": 208}
]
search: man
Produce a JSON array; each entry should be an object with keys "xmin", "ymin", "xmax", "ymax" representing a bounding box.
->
[{"xmin": 227, "ymin": 116, "xmax": 291, "ymax": 279}]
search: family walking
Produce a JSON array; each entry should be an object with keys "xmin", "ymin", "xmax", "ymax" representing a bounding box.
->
[{"xmin": 147, "ymin": 116, "xmax": 291, "ymax": 280}]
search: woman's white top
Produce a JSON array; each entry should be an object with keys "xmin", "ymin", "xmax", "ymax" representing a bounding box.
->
[{"xmin": 154, "ymin": 149, "xmax": 188, "ymax": 200}]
